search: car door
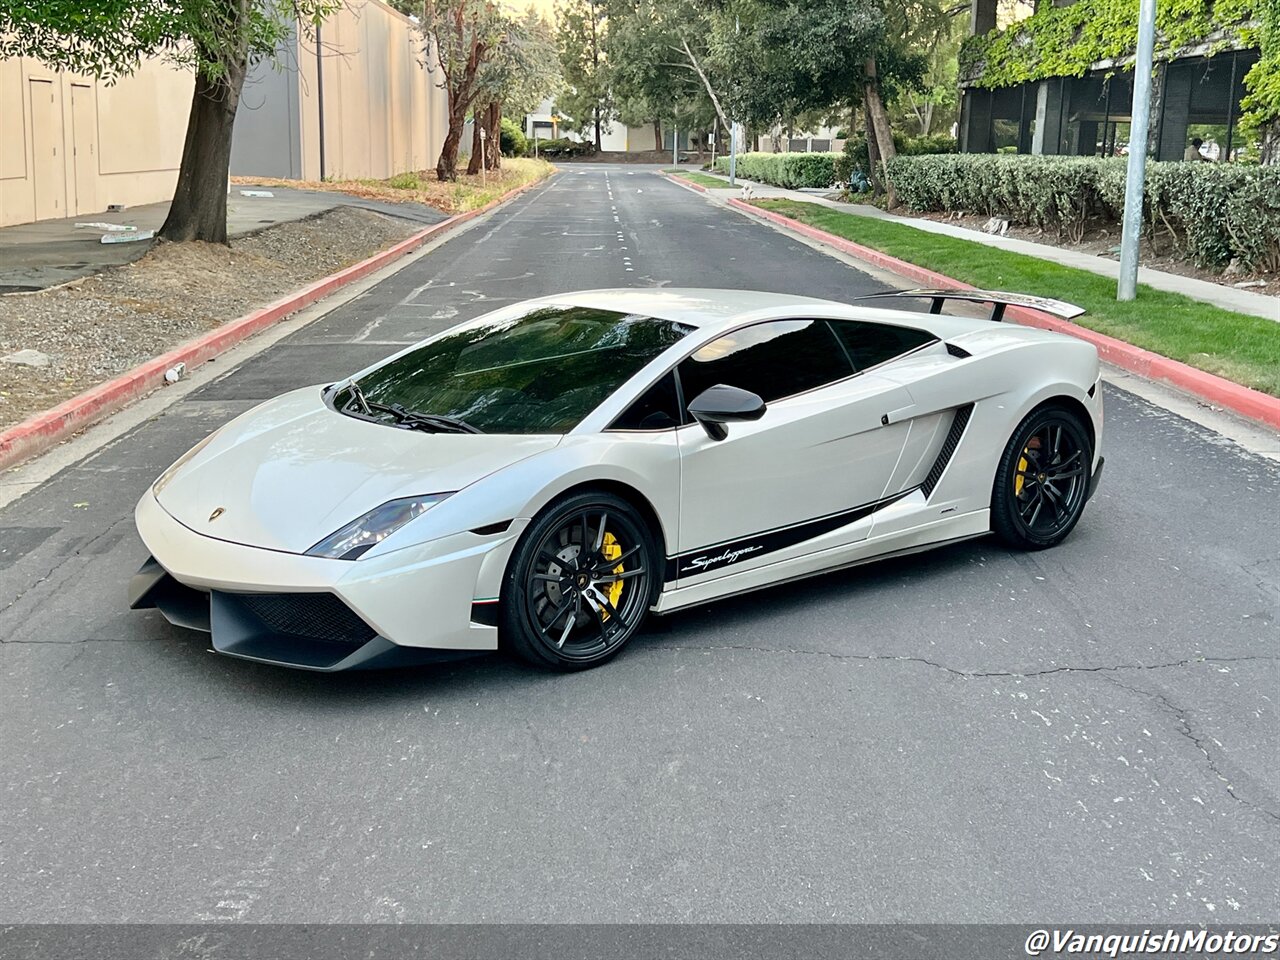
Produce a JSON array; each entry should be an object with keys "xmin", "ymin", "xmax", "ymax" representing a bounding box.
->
[{"xmin": 672, "ymin": 318, "xmax": 920, "ymax": 584}]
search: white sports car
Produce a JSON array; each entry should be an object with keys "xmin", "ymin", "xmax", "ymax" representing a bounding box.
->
[{"xmin": 131, "ymin": 288, "xmax": 1104, "ymax": 672}]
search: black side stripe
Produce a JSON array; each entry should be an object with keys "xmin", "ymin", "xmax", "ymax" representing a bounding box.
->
[
  {"xmin": 921, "ymin": 403, "xmax": 973, "ymax": 499},
  {"xmin": 663, "ymin": 489, "xmax": 915, "ymax": 582}
]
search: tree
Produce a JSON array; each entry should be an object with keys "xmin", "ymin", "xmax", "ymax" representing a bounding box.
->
[
  {"xmin": 706, "ymin": 0, "xmax": 925, "ymax": 201},
  {"xmin": 466, "ymin": 9, "xmax": 560, "ymax": 174},
  {"xmin": 419, "ymin": 0, "xmax": 506, "ymax": 181},
  {"xmin": 556, "ymin": 0, "xmax": 611, "ymax": 150},
  {"xmin": 1, "ymin": 0, "xmax": 338, "ymax": 244},
  {"xmin": 604, "ymin": 0, "xmax": 734, "ymax": 156}
]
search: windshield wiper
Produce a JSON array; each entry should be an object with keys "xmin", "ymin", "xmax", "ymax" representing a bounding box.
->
[
  {"xmin": 343, "ymin": 379, "xmax": 373, "ymax": 415},
  {"xmin": 342, "ymin": 380, "xmax": 482, "ymax": 434},
  {"xmin": 380, "ymin": 405, "xmax": 483, "ymax": 435}
]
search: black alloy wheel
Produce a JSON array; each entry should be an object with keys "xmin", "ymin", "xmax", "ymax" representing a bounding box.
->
[
  {"xmin": 991, "ymin": 406, "xmax": 1093, "ymax": 550},
  {"xmin": 502, "ymin": 492, "xmax": 656, "ymax": 669}
]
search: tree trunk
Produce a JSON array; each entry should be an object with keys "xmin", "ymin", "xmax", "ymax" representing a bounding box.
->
[
  {"xmin": 487, "ymin": 101, "xmax": 501, "ymax": 170},
  {"xmin": 435, "ymin": 23, "xmax": 487, "ymax": 182},
  {"xmin": 1260, "ymin": 120, "xmax": 1280, "ymax": 166},
  {"xmin": 593, "ymin": 106, "xmax": 602, "ymax": 152},
  {"xmin": 437, "ymin": 87, "xmax": 470, "ymax": 181},
  {"xmin": 864, "ymin": 55, "xmax": 897, "ymax": 207},
  {"xmin": 864, "ymin": 105, "xmax": 883, "ymax": 195},
  {"xmin": 653, "ymin": 119, "xmax": 662, "ymax": 153},
  {"xmin": 158, "ymin": 56, "xmax": 247, "ymax": 244},
  {"xmin": 466, "ymin": 112, "xmax": 483, "ymax": 175},
  {"xmin": 678, "ymin": 36, "xmax": 731, "ymax": 137}
]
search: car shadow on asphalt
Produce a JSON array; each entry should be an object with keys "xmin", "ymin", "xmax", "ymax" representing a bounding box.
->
[{"xmin": 144, "ymin": 535, "xmax": 997, "ymax": 707}]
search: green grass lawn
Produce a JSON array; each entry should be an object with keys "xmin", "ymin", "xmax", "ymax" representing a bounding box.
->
[
  {"xmin": 664, "ymin": 170, "xmax": 729, "ymax": 190},
  {"xmin": 752, "ymin": 198, "xmax": 1280, "ymax": 397}
]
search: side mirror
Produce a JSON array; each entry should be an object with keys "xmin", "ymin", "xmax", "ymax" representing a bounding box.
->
[{"xmin": 687, "ymin": 384, "xmax": 767, "ymax": 441}]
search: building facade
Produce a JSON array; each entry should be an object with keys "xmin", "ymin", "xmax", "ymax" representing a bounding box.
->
[
  {"xmin": 231, "ymin": 0, "xmax": 447, "ymax": 182},
  {"xmin": 958, "ymin": 0, "xmax": 1260, "ymax": 161},
  {"xmin": 1, "ymin": 56, "xmax": 193, "ymax": 226},
  {"xmin": 1, "ymin": 0, "xmax": 448, "ymax": 228}
]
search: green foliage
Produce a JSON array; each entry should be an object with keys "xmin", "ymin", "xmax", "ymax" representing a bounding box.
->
[
  {"xmin": 886, "ymin": 153, "xmax": 1280, "ymax": 269},
  {"xmin": 500, "ymin": 116, "xmax": 529, "ymax": 157},
  {"xmin": 707, "ymin": 0, "xmax": 892, "ymax": 128},
  {"xmin": 476, "ymin": 9, "xmax": 561, "ymax": 120},
  {"xmin": 384, "ymin": 171, "xmax": 427, "ymax": 190},
  {"xmin": 1238, "ymin": 0, "xmax": 1280, "ymax": 147},
  {"xmin": 665, "ymin": 170, "xmax": 728, "ymax": 188},
  {"xmin": 555, "ymin": 0, "xmax": 611, "ymax": 143},
  {"xmin": 607, "ymin": 0, "xmax": 723, "ymax": 135},
  {"xmin": 422, "ymin": 0, "xmax": 507, "ymax": 106},
  {"xmin": 711, "ymin": 152, "xmax": 840, "ymax": 188},
  {"xmin": 836, "ymin": 132, "xmax": 956, "ymax": 182},
  {"xmin": 750, "ymin": 198, "xmax": 1280, "ymax": 395},
  {"xmin": 960, "ymin": 0, "xmax": 1256, "ymax": 88},
  {"xmin": 959, "ymin": 0, "xmax": 1276, "ymax": 136},
  {"xmin": 0, "ymin": 0, "xmax": 339, "ymax": 82},
  {"xmin": 534, "ymin": 137, "xmax": 594, "ymax": 158}
]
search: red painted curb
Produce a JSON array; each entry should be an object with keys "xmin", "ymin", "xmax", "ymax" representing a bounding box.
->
[
  {"xmin": 662, "ymin": 173, "xmax": 708, "ymax": 193},
  {"xmin": 731, "ymin": 198, "xmax": 1280, "ymax": 432},
  {"xmin": 0, "ymin": 174, "xmax": 551, "ymax": 472}
]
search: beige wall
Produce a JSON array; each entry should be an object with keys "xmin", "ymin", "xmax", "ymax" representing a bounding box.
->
[
  {"xmin": 295, "ymin": 0, "xmax": 448, "ymax": 182},
  {"xmin": 622, "ymin": 125, "xmax": 658, "ymax": 153},
  {"xmin": 1, "ymin": 0, "xmax": 447, "ymax": 227},
  {"xmin": 1, "ymin": 56, "xmax": 192, "ymax": 226}
]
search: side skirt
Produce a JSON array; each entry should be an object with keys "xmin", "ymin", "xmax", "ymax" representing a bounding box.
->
[{"xmin": 653, "ymin": 510, "xmax": 990, "ymax": 614}]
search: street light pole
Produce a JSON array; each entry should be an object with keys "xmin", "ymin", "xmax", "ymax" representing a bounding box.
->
[
  {"xmin": 729, "ymin": 121, "xmax": 739, "ymax": 186},
  {"xmin": 1117, "ymin": 0, "xmax": 1158, "ymax": 301},
  {"xmin": 673, "ymin": 124, "xmax": 678, "ymax": 167}
]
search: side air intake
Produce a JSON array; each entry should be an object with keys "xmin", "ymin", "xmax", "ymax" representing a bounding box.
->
[{"xmin": 921, "ymin": 404, "xmax": 974, "ymax": 498}]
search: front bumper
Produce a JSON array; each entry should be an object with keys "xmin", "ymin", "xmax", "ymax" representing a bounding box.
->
[
  {"xmin": 131, "ymin": 491, "xmax": 518, "ymax": 671},
  {"xmin": 1087, "ymin": 455, "xmax": 1105, "ymax": 502}
]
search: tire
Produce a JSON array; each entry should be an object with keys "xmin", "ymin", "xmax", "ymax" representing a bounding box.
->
[
  {"xmin": 501, "ymin": 491, "xmax": 658, "ymax": 670},
  {"xmin": 991, "ymin": 405, "xmax": 1093, "ymax": 550}
]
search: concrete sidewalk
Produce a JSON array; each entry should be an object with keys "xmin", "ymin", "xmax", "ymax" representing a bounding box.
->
[
  {"xmin": 674, "ymin": 166, "xmax": 1278, "ymax": 322},
  {"xmin": 0, "ymin": 184, "xmax": 447, "ymax": 293}
]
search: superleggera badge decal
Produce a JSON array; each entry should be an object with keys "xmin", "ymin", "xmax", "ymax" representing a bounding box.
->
[
  {"xmin": 664, "ymin": 489, "xmax": 919, "ymax": 583},
  {"xmin": 681, "ymin": 545, "xmax": 762, "ymax": 573}
]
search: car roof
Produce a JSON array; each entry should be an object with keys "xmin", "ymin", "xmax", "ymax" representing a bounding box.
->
[
  {"xmin": 523, "ymin": 287, "xmax": 1010, "ymax": 341},
  {"xmin": 526, "ymin": 288, "xmax": 848, "ymax": 328}
]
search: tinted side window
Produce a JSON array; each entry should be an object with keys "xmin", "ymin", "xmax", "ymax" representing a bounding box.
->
[
  {"xmin": 677, "ymin": 320, "xmax": 852, "ymax": 405},
  {"xmin": 831, "ymin": 320, "xmax": 936, "ymax": 371},
  {"xmin": 611, "ymin": 372, "xmax": 682, "ymax": 430}
]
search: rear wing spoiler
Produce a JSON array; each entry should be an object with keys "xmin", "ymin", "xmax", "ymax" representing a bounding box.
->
[{"xmin": 855, "ymin": 288, "xmax": 1086, "ymax": 322}]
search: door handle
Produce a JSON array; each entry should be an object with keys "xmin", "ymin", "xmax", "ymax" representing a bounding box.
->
[{"xmin": 881, "ymin": 405, "xmax": 916, "ymax": 426}]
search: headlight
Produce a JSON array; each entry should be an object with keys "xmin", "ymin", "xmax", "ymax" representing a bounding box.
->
[
  {"xmin": 153, "ymin": 431, "xmax": 219, "ymax": 496},
  {"xmin": 305, "ymin": 494, "xmax": 453, "ymax": 560}
]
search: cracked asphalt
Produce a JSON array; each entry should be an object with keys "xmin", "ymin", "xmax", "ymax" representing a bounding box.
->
[{"xmin": 1, "ymin": 166, "xmax": 1277, "ymax": 924}]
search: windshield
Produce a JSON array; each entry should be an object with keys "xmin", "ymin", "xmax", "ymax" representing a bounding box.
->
[{"xmin": 341, "ymin": 305, "xmax": 692, "ymax": 434}]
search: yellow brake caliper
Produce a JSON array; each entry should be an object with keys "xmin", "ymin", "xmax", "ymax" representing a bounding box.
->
[
  {"xmin": 1016, "ymin": 436, "xmax": 1043, "ymax": 497},
  {"xmin": 600, "ymin": 531, "xmax": 625, "ymax": 617}
]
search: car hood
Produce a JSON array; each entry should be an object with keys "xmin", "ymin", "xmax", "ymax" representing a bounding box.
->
[{"xmin": 154, "ymin": 387, "xmax": 559, "ymax": 553}]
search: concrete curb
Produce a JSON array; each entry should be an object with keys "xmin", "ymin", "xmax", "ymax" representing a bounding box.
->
[
  {"xmin": 0, "ymin": 174, "xmax": 551, "ymax": 472},
  {"xmin": 661, "ymin": 173, "xmax": 708, "ymax": 194},
  {"xmin": 730, "ymin": 198, "xmax": 1280, "ymax": 432}
]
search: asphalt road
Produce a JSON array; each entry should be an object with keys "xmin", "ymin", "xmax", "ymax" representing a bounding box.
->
[{"xmin": 1, "ymin": 166, "xmax": 1277, "ymax": 927}]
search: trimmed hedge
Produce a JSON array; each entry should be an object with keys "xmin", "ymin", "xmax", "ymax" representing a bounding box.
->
[
  {"xmin": 712, "ymin": 152, "xmax": 838, "ymax": 189},
  {"xmin": 534, "ymin": 137, "xmax": 593, "ymax": 158},
  {"xmin": 886, "ymin": 153, "xmax": 1280, "ymax": 270},
  {"xmin": 836, "ymin": 133, "xmax": 957, "ymax": 185}
]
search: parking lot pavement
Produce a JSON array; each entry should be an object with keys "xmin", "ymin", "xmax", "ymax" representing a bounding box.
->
[{"xmin": 1, "ymin": 166, "xmax": 1277, "ymax": 923}]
